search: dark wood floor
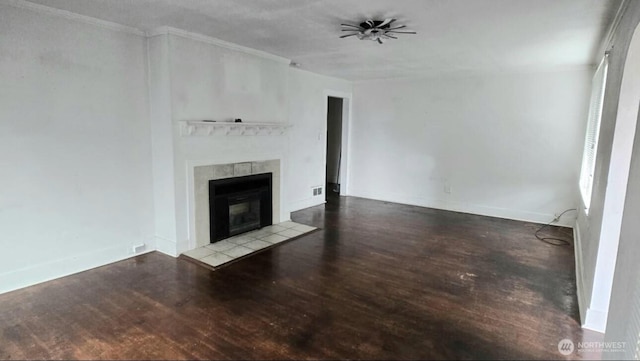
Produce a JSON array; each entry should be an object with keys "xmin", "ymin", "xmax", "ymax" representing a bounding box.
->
[{"xmin": 0, "ymin": 196, "xmax": 597, "ymax": 359}]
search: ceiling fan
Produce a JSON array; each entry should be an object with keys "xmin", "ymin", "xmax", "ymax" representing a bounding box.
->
[{"xmin": 340, "ymin": 19, "xmax": 416, "ymax": 44}]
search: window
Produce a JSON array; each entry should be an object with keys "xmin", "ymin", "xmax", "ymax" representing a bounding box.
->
[{"xmin": 579, "ymin": 55, "xmax": 609, "ymax": 213}]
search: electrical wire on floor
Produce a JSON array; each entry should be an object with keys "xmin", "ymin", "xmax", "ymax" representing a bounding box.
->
[{"xmin": 535, "ymin": 208, "xmax": 577, "ymax": 246}]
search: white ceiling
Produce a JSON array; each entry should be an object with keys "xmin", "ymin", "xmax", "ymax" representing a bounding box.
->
[{"xmin": 26, "ymin": 0, "xmax": 621, "ymax": 81}]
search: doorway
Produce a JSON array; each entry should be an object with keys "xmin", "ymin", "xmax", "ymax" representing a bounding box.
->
[{"xmin": 325, "ymin": 96, "xmax": 343, "ymax": 200}]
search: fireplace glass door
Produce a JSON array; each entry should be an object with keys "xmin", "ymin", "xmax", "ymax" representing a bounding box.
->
[{"xmin": 228, "ymin": 194, "xmax": 261, "ymax": 236}]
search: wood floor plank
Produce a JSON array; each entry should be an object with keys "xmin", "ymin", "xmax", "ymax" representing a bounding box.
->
[{"xmin": 0, "ymin": 195, "xmax": 592, "ymax": 359}]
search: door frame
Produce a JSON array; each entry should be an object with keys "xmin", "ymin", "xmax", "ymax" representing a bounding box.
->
[{"xmin": 323, "ymin": 90, "xmax": 352, "ymax": 196}]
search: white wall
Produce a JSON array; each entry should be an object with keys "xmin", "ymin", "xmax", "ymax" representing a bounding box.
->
[
  {"xmin": 0, "ymin": 4, "xmax": 352, "ymax": 291},
  {"xmin": 0, "ymin": 4, "xmax": 154, "ymax": 293},
  {"xmin": 286, "ymin": 68, "xmax": 352, "ymax": 211},
  {"xmin": 576, "ymin": 0, "xmax": 640, "ymax": 334},
  {"xmin": 147, "ymin": 30, "xmax": 291, "ymax": 256},
  {"xmin": 349, "ymin": 69, "xmax": 591, "ymax": 225},
  {"xmin": 604, "ymin": 20, "xmax": 640, "ymax": 355},
  {"xmin": 147, "ymin": 34, "xmax": 178, "ymax": 254},
  {"xmin": 170, "ymin": 32, "xmax": 291, "ymax": 255},
  {"xmin": 168, "ymin": 34, "xmax": 289, "ymax": 124},
  {"xmin": 145, "ymin": 31, "xmax": 352, "ymax": 256}
]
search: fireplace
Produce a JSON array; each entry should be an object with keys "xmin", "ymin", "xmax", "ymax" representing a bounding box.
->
[{"xmin": 209, "ymin": 173, "xmax": 272, "ymax": 242}]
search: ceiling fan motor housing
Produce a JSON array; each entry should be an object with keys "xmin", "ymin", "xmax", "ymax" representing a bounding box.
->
[{"xmin": 360, "ymin": 20, "xmax": 392, "ymax": 30}]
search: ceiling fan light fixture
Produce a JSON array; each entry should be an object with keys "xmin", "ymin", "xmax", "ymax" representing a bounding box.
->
[{"xmin": 340, "ymin": 18, "xmax": 416, "ymax": 44}]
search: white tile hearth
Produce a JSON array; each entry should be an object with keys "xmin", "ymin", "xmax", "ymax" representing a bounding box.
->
[
  {"xmin": 277, "ymin": 221, "xmax": 298, "ymax": 228},
  {"xmin": 200, "ymin": 253, "xmax": 234, "ymax": 267},
  {"xmin": 205, "ymin": 240, "xmax": 236, "ymax": 252},
  {"xmin": 251, "ymin": 224, "xmax": 287, "ymax": 236},
  {"xmin": 260, "ymin": 233, "xmax": 288, "ymax": 244},
  {"xmin": 183, "ymin": 247, "xmax": 216, "ymax": 260},
  {"xmin": 227, "ymin": 234, "xmax": 255, "ymax": 245},
  {"xmin": 244, "ymin": 239, "xmax": 271, "ymax": 250},
  {"xmin": 224, "ymin": 246, "xmax": 254, "ymax": 258},
  {"xmin": 181, "ymin": 221, "xmax": 317, "ymax": 268}
]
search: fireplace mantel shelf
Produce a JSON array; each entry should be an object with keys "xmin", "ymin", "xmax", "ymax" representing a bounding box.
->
[{"xmin": 179, "ymin": 120, "xmax": 290, "ymax": 136}]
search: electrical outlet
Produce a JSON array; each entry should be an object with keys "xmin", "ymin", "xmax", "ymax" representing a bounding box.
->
[{"xmin": 312, "ymin": 186, "xmax": 323, "ymax": 196}]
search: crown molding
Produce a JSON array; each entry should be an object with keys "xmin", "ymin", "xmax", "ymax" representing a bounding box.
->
[
  {"xmin": 4, "ymin": 1, "xmax": 291, "ymax": 65},
  {"xmin": 147, "ymin": 26, "xmax": 291, "ymax": 65},
  {"xmin": 3, "ymin": 0, "xmax": 145, "ymax": 36}
]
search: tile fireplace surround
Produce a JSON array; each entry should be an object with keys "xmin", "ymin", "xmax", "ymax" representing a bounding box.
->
[{"xmin": 193, "ymin": 159, "xmax": 281, "ymax": 249}]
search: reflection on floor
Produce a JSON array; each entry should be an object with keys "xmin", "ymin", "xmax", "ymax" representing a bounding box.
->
[{"xmin": 181, "ymin": 221, "xmax": 316, "ymax": 268}]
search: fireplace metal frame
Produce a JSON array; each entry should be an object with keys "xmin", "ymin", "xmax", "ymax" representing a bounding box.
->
[{"xmin": 208, "ymin": 173, "xmax": 272, "ymax": 243}]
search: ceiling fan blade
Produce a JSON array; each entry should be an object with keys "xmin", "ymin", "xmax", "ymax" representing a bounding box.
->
[
  {"xmin": 340, "ymin": 23, "xmax": 361, "ymax": 28},
  {"xmin": 385, "ymin": 25, "xmax": 406, "ymax": 31},
  {"xmin": 378, "ymin": 18, "xmax": 395, "ymax": 28},
  {"xmin": 382, "ymin": 34, "xmax": 398, "ymax": 39},
  {"xmin": 377, "ymin": 38, "xmax": 383, "ymax": 44},
  {"xmin": 386, "ymin": 31, "xmax": 417, "ymax": 34},
  {"xmin": 339, "ymin": 33, "xmax": 358, "ymax": 38}
]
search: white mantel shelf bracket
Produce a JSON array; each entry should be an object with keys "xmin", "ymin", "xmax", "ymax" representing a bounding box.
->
[{"xmin": 179, "ymin": 121, "xmax": 290, "ymax": 136}]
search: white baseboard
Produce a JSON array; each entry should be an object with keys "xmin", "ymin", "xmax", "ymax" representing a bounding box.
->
[
  {"xmin": 347, "ymin": 189, "xmax": 575, "ymax": 227},
  {"xmin": 0, "ymin": 244, "xmax": 151, "ymax": 295},
  {"xmin": 574, "ymin": 226, "xmax": 588, "ymax": 325},
  {"xmin": 573, "ymin": 225, "xmax": 607, "ymax": 333},
  {"xmin": 155, "ymin": 236, "xmax": 178, "ymax": 257}
]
